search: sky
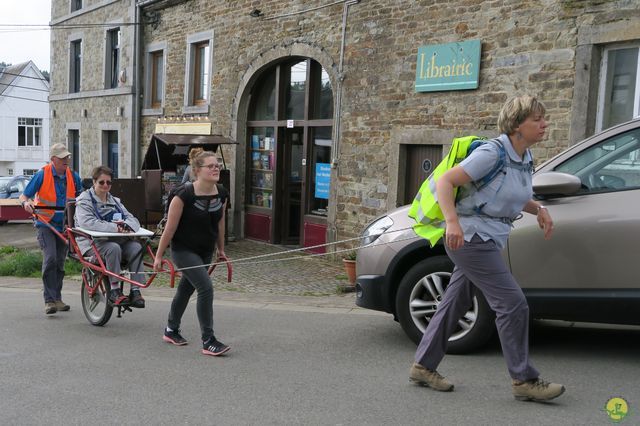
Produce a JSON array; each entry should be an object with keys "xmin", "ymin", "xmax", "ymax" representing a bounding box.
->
[{"xmin": 0, "ymin": 0, "xmax": 52, "ymax": 71}]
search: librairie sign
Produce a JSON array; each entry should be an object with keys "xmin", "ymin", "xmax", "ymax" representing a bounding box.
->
[{"xmin": 415, "ymin": 39, "xmax": 481, "ymax": 92}]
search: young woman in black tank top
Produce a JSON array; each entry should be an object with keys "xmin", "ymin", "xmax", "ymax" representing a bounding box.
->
[{"xmin": 154, "ymin": 150, "xmax": 231, "ymax": 356}]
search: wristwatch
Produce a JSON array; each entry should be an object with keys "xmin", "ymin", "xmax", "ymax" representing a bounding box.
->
[{"xmin": 536, "ymin": 205, "xmax": 547, "ymax": 214}]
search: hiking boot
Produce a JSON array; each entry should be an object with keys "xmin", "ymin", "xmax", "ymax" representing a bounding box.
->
[
  {"xmin": 163, "ymin": 329, "xmax": 188, "ymax": 346},
  {"xmin": 45, "ymin": 302, "xmax": 57, "ymax": 315},
  {"xmin": 409, "ymin": 362, "xmax": 454, "ymax": 392},
  {"xmin": 108, "ymin": 288, "xmax": 130, "ymax": 306},
  {"xmin": 512, "ymin": 378, "xmax": 565, "ymax": 402},
  {"xmin": 202, "ymin": 336, "xmax": 230, "ymax": 356},
  {"xmin": 55, "ymin": 300, "xmax": 70, "ymax": 311},
  {"xmin": 129, "ymin": 288, "xmax": 145, "ymax": 308}
]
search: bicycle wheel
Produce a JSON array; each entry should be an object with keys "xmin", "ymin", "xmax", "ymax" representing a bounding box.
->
[{"xmin": 81, "ymin": 267, "xmax": 113, "ymax": 326}]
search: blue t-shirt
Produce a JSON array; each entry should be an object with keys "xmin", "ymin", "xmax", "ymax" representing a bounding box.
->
[
  {"xmin": 22, "ymin": 166, "xmax": 83, "ymax": 231},
  {"xmin": 456, "ymin": 134, "xmax": 533, "ymax": 249}
]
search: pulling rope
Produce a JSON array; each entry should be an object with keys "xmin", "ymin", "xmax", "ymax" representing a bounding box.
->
[{"xmin": 135, "ymin": 225, "xmax": 420, "ymax": 276}]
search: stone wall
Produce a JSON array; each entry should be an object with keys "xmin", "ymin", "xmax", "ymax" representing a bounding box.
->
[
  {"xmin": 50, "ymin": 0, "xmax": 136, "ymax": 178},
  {"xmin": 136, "ymin": 0, "xmax": 639, "ymax": 238}
]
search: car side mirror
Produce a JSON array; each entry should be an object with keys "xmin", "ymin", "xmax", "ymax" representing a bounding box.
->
[
  {"xmin": 8, "ymin": 185, "xmax": 19, "ymax": 194},
  {"xmin": 532, "ymin": 172, "xmax": 582, "ymax": 196}
]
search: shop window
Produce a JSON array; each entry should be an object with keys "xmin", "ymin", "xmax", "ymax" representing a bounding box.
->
[
  {"xmin": 597, "ymin": 44, "xmax": 640, "ymax": 131},
  {"xmin": 309, "ymin": 127, "xmax": 332, "ymax": 216},
  {"xmin": 70, "ymin": 39, "xmax": 82, "ymax": 93},
  {"xmin": 246, "ymin": 57, "xmax": 334, "ymax": 245},
  {"xmin": 18, "ymin": 118, "xmax": 42, "ymax": 147},
  {"xmin": 286, "ymin": 61, "xmax": 307, "ymax": 119},
  {"xmin": 248, "ymin": 71, "xmax": 276, "ymax": 121},
  {"xmin": 105, "ymin": 28, "xmax": 121, "ymax": 89},
  {"xmin": 311, "ymin": 66, "xmax": 333, "ymax": 119}
]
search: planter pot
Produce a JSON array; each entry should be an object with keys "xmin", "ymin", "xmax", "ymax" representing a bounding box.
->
[{"xmin": 342, "ymin": 259, "xmax": 356, "ymax": 285}]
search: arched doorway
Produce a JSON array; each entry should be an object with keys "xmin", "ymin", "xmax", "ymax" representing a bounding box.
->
[{"xmin": 244, "ymin": 57, "xmax": 333, "ymax": 248}]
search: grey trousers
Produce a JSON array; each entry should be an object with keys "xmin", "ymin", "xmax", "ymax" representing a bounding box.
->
[
  {"xmin": 414, "ymin": 235, "xmax": 539, "ymax": 381},
  {"xmin": 37, "ymin": 226, "xmax": 68, "ymax": 303},
  {"xmin": 93, "ymin": 239, "xmax": 145, "ymax": 289},
  {"xmin": 167, "ymin": 249, "xmax": 215, "ymax": 342}
]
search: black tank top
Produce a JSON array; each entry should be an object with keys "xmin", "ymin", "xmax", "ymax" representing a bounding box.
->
[{"xmin": 170, "ymin": 182, "xmax": 228, "ymax": 256}]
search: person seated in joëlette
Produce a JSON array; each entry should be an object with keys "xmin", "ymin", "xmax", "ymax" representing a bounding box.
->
[{"xmin": 74, "ymin": 165, "xmax": 146, "ymax": 308}]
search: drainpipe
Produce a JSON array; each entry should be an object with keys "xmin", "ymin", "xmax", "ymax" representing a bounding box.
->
[
  {"xmin": 132, "ymin": 3, "xmax": 141, "ymax": 177},
  {"xmin": 331, "ymin": 0, "xmax": 360, "ymax": 168},
  {"xmin": 327, "ymin": 0, "xmax": 359, "ymax": 252}
]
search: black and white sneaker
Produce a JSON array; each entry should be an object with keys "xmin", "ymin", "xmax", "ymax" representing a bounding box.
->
[
  {"xmin": 163, "ymin": 328, "xmax": 188, "ymax": 346},
  {"xmin": 202, "ymin": 336, "xmax": 230, "ymax": 356}
]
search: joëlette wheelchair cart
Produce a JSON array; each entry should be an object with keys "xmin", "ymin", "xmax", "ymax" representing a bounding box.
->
[{"xmin": 32, "ymin": 201, "xmax": 231, "ymax": 326}]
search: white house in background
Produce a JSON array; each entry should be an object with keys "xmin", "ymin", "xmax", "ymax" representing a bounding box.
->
[{"xmin": 0, "ymin": 61, "xmax": 50, "ymax": 176}]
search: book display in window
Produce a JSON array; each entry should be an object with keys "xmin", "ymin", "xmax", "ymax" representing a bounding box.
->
[{"xmin": 248, "ymin": 131, "xmax": 275, "ymax": 209}]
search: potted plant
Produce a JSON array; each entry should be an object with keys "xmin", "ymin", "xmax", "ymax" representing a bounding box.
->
[{"xmin": 342, "ymin": 250, "xmax": 357, "ymax": 286}]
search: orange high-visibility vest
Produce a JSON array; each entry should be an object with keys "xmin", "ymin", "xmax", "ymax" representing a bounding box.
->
[{"xmin": 34, "ymin": 164, "xmax": 76, "ymax": 223}]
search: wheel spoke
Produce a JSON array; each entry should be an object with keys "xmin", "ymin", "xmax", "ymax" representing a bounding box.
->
[{"xmin": 420, "ymin": 277, "xmax": 440, "ymax": 301}]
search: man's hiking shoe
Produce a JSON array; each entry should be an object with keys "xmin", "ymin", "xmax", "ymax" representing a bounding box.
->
[
  {"xmin": 109, "ymin": 289, "xmax": 129, "ymax": 306},
  {"xmin": 163, "ymin": 329, "xmax": 188, "ymax": 346},
  {"xmin": 55, "ymin": 300, "xmax": 70, "ymax": 311},
  {"xmin": 409, "ymin": 362, "xmax": 454, "ymax": 392},
  {"xmin": 129, "ymin": 289, "xmax": 145, "ymax": 308},
  {"xmin": 512, "ymin": 378, "xmax": 565, "ymax": 402},
  {"xmin": 202, "ymin": 337, "xmax": 230, "ymax": 356},
  {"xmin": 45, "ymin": 302, "xmax": 57, "ymax": 315}
]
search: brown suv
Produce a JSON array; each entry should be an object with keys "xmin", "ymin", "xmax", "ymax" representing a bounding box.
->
[{"xmin": 355, "ymin": 118, "xmax": 640, "ymax": 353}]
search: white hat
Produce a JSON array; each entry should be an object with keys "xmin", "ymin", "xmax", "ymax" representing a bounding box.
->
[{"xmin": 50, "ymin": 143, "xmax": 71, "ymax": 159}]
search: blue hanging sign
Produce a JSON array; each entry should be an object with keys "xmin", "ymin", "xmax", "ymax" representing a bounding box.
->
[
  {"xmin": 415, "ymin": 39, "xmax": 481, "ymax": 92},
  {"xmin": 315, "ymin": 163, "xmax": 331, "ymax": 200}
]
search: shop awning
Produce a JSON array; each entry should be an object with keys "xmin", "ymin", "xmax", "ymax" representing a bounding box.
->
[{"xmin": 142, "ymin": 133, "xmax": 237, "ymax": 170}]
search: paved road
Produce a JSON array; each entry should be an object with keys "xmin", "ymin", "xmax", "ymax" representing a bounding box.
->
[{"xmin": 1, "ymin": 287, "xmax": 639, "ymax": 425}]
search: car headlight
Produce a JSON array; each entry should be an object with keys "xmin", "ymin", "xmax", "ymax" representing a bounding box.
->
[{"xmin": 361, "ymin": 215, "xmax": 394, "ymax": 246}]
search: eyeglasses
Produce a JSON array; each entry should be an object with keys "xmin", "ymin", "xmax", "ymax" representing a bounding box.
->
[
  {"xmin": 97, "ymin": 180, "xmax": 112, "ymax": 186},
  {"xmin": 202, "ymin": 164, "xmax": 221, "ymax": 170}
]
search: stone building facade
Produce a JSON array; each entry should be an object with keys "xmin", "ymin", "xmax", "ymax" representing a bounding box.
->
[
  {"xmin": 50, "ymin": 0, "xmax": 137, "ymax": 178},
  {"xmin": 51, "ymin": 0, "xmax": 640, "ymax": 249}
]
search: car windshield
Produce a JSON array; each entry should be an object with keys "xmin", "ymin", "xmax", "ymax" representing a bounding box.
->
[{"xmin": 0, "ymin": 177, "xmax": 12, "ymax": 192}]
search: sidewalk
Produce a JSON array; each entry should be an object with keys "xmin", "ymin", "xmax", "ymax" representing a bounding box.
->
[{"xmin": 0, "ymin": 223, "xmax": 368, "ymax": 312}]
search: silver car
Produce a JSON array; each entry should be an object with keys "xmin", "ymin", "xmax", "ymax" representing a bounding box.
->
[{"xmin": 355, "ymin": 118, "xmax": 640, "ymax": 353}]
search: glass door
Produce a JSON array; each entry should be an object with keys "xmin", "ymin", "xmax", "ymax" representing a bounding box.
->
[{"xmin": 280, "ymin": 127, "xmax": 304, "ymax": 244}]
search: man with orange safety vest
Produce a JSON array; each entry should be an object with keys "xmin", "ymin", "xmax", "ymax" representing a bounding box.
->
[{"xmin": 19, "ymin": 143, "xmax": 83, "ymax": 315}]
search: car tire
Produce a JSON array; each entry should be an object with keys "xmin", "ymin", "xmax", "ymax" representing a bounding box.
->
[
  {"xmin": 0, "ymin": 220, "xmax": 7, "ymax": 226},
  {"xmin": 395, "ymin": 255, "xmax": 495, "ymax": 354}
]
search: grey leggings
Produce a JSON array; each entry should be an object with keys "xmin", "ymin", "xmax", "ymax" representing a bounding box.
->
[{"xmin": 167, "ymin": 249, "xmax": 214, "ymax": 342}]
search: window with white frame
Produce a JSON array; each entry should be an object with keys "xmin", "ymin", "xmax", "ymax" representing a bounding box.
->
[
  {"xmin": 70, "ymin": 39, "xmax": 82, "ymax": 93},
  {"xmin": 106, "ymin": 28, "xmax": 121, "ymax": 89},
  {"xmin": 18, "ymin": 118, "xmax": 42, "ymax": 147},
  {"xmin": 184, "ymin": 31, "xmax": 213, "ymax": 112},
  {"xmin": 7, "ymin": 169, "xmax": 13, "ymax": 176},
  {"xmin": 23, "ymin": 169, "xmax": 38, "ymax": 176},
  {"xmin": 597, "ymin": 44, "xmax": 640, "ymax": 132}
]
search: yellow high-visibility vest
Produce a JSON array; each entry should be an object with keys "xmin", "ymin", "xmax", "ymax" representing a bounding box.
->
[{"xmin": 408, "ymin": 135, "xmax": 492, "ymax": 246}]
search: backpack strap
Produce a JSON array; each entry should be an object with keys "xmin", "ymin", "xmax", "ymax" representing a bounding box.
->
[{"xmin": 473, "ymin": 139, "xmax": 506, "ymax": 190}]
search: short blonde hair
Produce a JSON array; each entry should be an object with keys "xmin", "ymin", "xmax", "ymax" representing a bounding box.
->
[{"xmin": 497, "ymin": 95, "xmax": 546, "ymax": 135}]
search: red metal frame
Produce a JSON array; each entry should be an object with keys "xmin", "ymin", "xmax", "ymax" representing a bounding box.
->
[{"xmin": 31, "ymin": 206, "xmax": 232, "ymax": 304}]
